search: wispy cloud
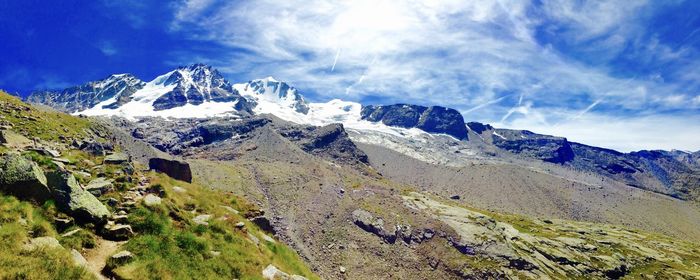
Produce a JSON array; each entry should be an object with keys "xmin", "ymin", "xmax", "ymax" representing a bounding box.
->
[
  {"xmin": 165, "ymin": 0, "xmax": 700, "ymax": 151},
  {"xmin": 97, "ymin": 41, "xmax": 118, "ymax": 56}
]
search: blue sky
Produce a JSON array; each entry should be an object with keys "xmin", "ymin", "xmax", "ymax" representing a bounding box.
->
[{"xmin": 1, "ymin": 0, "xmax": 699, "ymax": 152}]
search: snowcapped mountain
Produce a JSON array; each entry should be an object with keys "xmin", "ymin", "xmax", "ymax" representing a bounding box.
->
[
  {"xmin": 29, "ymin": 64, "xmax": 254, "ymax": 119},
  {"xmin": 233, "ymin": 77, "xmax": 310, "ymax": 114},
  {"xmin": 27, "ymin": 74, "xmax": 145, "ymax": 112},
  {"xmin": 149, "ymin": 63, "xmax": 249, "ymax": 111},
  {"xmin": 27, "ymin": 64, "xmax": 471, "ymax": 139}
]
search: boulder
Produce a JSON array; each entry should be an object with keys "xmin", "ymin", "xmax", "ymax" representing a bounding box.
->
[
  {"xmin": 251, "ymin": 216, "xmax": 276, "ymax": 234},
  {"xmin": 0, "ymin": 129, "xmax": 32, "ymax": 148},
  {"xmin": 351, "ymin": 209, "xmax": 397, "ymax": 244},
  {"xmin": 148, "ymin": 157, "xmax": 192, "ymax": 183},
  {"xmin": 71, "ymin": 249, "xmax": 89, "ymax": 268},
  {"xmin": 22, "ymin": 236, "xmax": 62, "ymax": 251},
  {"xmin": 0, "ymin": 154, "xmax": 52, "ymax": 202},
  {"xmin": 110, "ymin": 250, "xmax": 134, "ymax": 266},
  {"xmin": 143, "ymin": 194, "xmax": 162, "ymax": 207},
  {"xmin": 262, "ymin": 264, "xmax": 309, "ymax": 280},
  {"xmin": 48, "ymin": 171, "xmax": 110, "ymax": 224},
  {"xmin": 104, "ymin": 153, "xmax": 129, "ymax": 164},
  {"xmin": 28, "ymin": 147, "xmax": 61, "ymax": 157},
  {"xmin": 85, "ymin": 177, "xmax": 114, "ymax": 196},
  {"xmin": 77, "ymin": 140, "xmax": 114, "ymax": 156},
  {"xmin": 193, "ymin": 214, "xmax": 212, "ymax": 226},
  {"xmin": 103, "ymin": 224, "xmax": 134, "ymax": 241}
]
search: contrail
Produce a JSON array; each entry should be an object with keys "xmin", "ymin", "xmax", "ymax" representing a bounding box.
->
[
  {"xmin": 463, "ymin": 95, "xmax": 509, "ymax": 114},
  {"xmin": 574, "ymin": 98, "xmax": 603, "ymax": 119},
  {"xmin": 331, "ymin": 49, "xmax": 341, "ymax": 72}
]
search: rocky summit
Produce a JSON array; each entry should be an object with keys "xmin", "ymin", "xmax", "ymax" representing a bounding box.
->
[{"xmin": 361, "ymin": 104, "xmax": 469, "ymax": 140}]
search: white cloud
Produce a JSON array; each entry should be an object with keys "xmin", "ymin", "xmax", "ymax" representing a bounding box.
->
[
  {"xmin": 97, "ymin": 41, "xmax": 118, "ymax": 56},
  {"xmin": 167, "ymin": 0, "xmax": 700, "ymax": 151},
  {"xmin": 498, "ymin": 112, "xmax": 700, "ymax": 152}
]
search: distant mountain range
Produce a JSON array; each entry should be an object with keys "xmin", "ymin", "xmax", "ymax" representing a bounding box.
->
[{"xmin": 26, "ymin": 64, "xmax": 700, "ymax": 200}]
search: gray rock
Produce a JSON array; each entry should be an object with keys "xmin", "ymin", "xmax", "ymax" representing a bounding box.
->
[
  {"xmin": 103, "ymin": 224, "xmax": 134, "ymax": 241},
  {"xmin": 0, "ymin": 154, "xmax": 52, "ymax": 202},
  {"xmin": 48, "ymin": 171, "xmax": 110, "ymax": 224},
  {"xmin": 28, "ymin": 147, "xmax": 61, "ymax": 158},
  {"xmin": 71, "ymin": 249, "xmax": 88, "ymax": 267},
  {"xmin": 85, "ymin": 177, "xmax": 113, "ymax": 196},
  {"xmin": 148, "ymin": 157, "xmax": 192, "ymax": 183},
  {"xmin": 22, "ymin": 236, "xmax": 62, "ymax": 251},
  {"xmin": 143, "ymin": 194, "xmax": 162, "ymax": 207},
  {"xmin": 262, "ymin": 264, "xmax": 309, "ymax": 280},
  {"xmin": 221, "ymin": 205, "xmax": 239, "ymax": 214},
  {"xmin": 61, "ymin": 228, "xmax": 82, "ymax": 237},
  {"xmin": 0, "ymin": 130, "xmax": 32, "ymax": 148},
  {"xmin": 351, "ymin": 209, "xmax": 397, "ymax": 244},
  {"xmin": 104, "ymin": 153, "xmax": 129, "ymax": 164},
  {"xmin": 193, "ymin": 214, "xmax": 212, "ymax": 226},
  {"xmin": 109, "ymin": 250, "xmax": 134, "ymax": 267}
]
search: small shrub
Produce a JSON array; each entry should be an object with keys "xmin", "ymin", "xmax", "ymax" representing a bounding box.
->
[
  {"xmin": 128, "ymin": 207, "xmax": 169, "ymax": 235},
  {"xmin": 175, "ymin": 232, "xmax": 208, "ymax": 255}
]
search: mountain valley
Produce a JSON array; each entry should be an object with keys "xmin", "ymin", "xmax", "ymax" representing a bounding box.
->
[{"xmin": 1, "ymin": 64, "xmax": 699, "ymax": 279}]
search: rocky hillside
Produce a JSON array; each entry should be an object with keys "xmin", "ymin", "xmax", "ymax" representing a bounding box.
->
[
  {"xmin": 468, "ymin": 122, "xmax": 700, "ymax": 200},
  {"xmin": 15, "ymin": 64, "xmax": 700, "ymax": 279},
  {"xmin": 26, "ymin": 64, "xmax": 699, "ymax": 202},
  {"xmin": 0, "ymin": 91, "xmax": 316, "ymax": 279}
]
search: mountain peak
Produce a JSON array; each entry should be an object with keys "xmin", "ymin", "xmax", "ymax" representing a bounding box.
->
[{"xmin": 234, "ymin": 77, "xmax": 310, "ymax": 114}]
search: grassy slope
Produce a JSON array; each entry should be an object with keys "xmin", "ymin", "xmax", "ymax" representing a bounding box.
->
[
  {"xmin": 0, "ymin": 196, "xmax": 93, "ymax": 279},
  {"xmin": 112, "ymin": 172, "xmax": 318, "ymax": 280},
  {"xmin": 0, "ymin": 91, "xmax": 317, "ymax": 280},
  {"xmin": 0, "ymin": 91, "xmax": 98, "ymax": 142}
]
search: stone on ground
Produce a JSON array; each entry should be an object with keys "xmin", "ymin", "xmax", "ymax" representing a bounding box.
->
[
  {"xmin": 22, "ymin": 236, "xmax": 63, "ymax": 251},
  {"xmin": 142, "ymin": 193, "xmax": 162, "ymax": 207},
  {"xmin": 48, "ymin": 171, "xmax": 110, "ymax": 224},
  {"xmin": 0, "ymin": 153, "xmax": 52, "ymax": 202}
]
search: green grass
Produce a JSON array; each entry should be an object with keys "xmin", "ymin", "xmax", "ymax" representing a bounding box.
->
[
  {"xmin": 0, "ymin": 91, "xmax": 103, "ymax": 143},
  {"xmin": 109, "ymin": 172, "xmax": 318, "ymax": 280},
  {"xmin": 0, "ymin": 196, "xmax": 93, "ymax": 280}
]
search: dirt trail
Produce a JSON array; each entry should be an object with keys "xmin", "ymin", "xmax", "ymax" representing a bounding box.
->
[{"xmin": 83, "ymin": 237, "xmax": 125, "ymax": 280}]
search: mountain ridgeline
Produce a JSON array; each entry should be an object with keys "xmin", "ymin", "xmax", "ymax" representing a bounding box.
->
[
  {"xmin": 6, "ymin": 63, "xmax": 700, "ymax": 279},
  {"xmin": 26, "ymin": 63, "xmax": 700, "ymax": 202}
]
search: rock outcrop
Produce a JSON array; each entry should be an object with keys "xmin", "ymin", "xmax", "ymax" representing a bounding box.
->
[
  {"xmin": 361, "ymin": 104, "xmax": 468, "ymax": 140},
  {"xmin": 0, "ymin": 129, "xmax": 33, "ymax": 148},
  {"xmin": 0, "ymin": 154, "xmax": 52, "ymax": 202},
  {"xmin": 492, "ymin": 129, "xmax": 575, "ymax": 164},
  {"xmin": 48, "ymin": 171, "xmax": 110, "ymax": 224},
  {"xmin": 280, "ymin": 123, "xmax": 369, "ymax": 165},
  {"xmin": 148, "ymin": 157, "xmax": 192, "ymax": 183},
  {"xmin": 351, "ymin": 209, "xmax": 397, "ymax": 243}
]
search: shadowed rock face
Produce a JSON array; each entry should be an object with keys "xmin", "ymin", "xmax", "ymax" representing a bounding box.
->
[
  {"xmin": 466, "ymin": 122, "xmax": 493, "ymax": 134},
  {"xmin": 279, "ymin": 123, "xmax": 369, "ymax": 165},
  {"xmin": 361, "ymin": 104, "xmax": 468, "ymax": 140},
  {"xmin": 492, "ymin": 129, "xmax": 575, "ymax": 164},
  {"xmin": 148, "ymin": 158, "xmax": 193, "ymax": 183}
]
